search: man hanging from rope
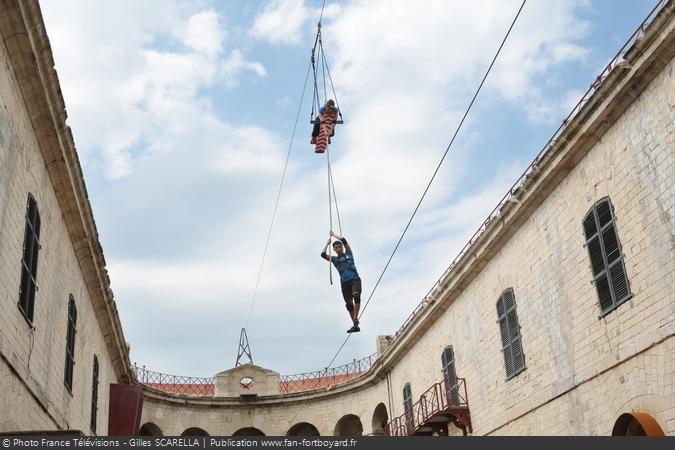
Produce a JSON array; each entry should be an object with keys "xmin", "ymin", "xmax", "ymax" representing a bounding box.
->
[
  {"xmin": 311, "ymin": 99, "xmax": 338, "ymax": 154},
  {"xmin": 321, "ymin": 230, "xmax": 361, "ymax": 333}
]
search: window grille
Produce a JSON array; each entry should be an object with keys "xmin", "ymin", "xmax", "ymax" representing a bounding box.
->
[
  {"xmin": 497, "ymin": 288, "xmax": 526, "ymax": 379},
  {"xmin": 18, "ymin": 194, "xmax": 40, "ymax": 325},
  {"xmin": 90, "ymin": 355, "xmax": 99, "ymax": 434},
  {"xmin": 403, "ymin": 383, "xmax": 413, "ymax": 433},
  {"xmin": 64, "ymin": 295, "xmax": 77, "ymax": 392},
  {"xmin": 583, "ymin": 198, "xmax": 631, "ymax": 315},
  {"xmin": 441, "ymin": 346, "xmax": 460, "ymax": 406}
]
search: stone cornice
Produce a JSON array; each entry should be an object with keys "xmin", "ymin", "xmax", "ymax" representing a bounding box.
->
[{"xmin": 0, "ymin": 0, "xmax": 132, "ymax": 381}]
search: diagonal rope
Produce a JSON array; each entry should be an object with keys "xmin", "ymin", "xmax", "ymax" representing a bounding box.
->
[
  {"xmin": 322, "ymin": 45, "xmax": 344, "ymax": 122},
  {"xmin": 245, "ymin": 61, "xmax": 313, "ymax": 330},
  {"xmin": 324, "ymin": 0, "xmax": 528, "ymax": 369}
]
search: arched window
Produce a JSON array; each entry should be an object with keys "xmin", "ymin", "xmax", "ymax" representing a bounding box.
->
[
  {"xmin": 497, "ymin": 288, "xmax": 526, "ymax": 379},
  {"xmin": 583, "ymin": 197, "xmax": 631, "ymax": 315},
  {"xmin": 64, "ymin": 295, "xmax": 77, "ymax": 392},
  {"xmin": 441, "ymin": 346, "xmax": 459, "ymax": 406},
  {"xmin": 403, "ymin": 383, "xmax": 414, "ymax": 433},
  {"xmin": 18, "ymin": 193, "xmax": 40, "ymax": 325}
]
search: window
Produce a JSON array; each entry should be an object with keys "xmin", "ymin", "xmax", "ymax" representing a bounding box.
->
[
  {"xmin": 90, "ymin": 355, "xmax": 99, "ymax": 434},
  {"xmin": 441, "ymin": 346, "xmax": 460, "ymax": 406},
  {"xmin": 583, "ymin": 197, "xmax": 632, "ymax": 315},
  {"xmin": 18, "ymin": 194, "xmax": 40, "ymax": 325},
  {"xmin": 64, "ymin": 295, "xmax": 77, "ymax": 392},
  {"xmin": 403, "ymin": 383, "xmax": 413, "ymax": 433},
  {"xmin": 497, "ymin": 288, "xmax": 526, "ymax": 379}
]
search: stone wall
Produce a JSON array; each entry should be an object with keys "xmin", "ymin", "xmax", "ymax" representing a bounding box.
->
[{"xmin": 0, "ymin": 0, "xmax": 129, "ymax": 434}]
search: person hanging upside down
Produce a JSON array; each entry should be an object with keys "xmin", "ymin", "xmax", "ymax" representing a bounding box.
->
[
  {"xmin": 311, "ymin": 99, "xmax": 338, "ymax": 153},
  {"xmin": 321, "ymin": 231, "xmax": 362, "ymax": 333}
]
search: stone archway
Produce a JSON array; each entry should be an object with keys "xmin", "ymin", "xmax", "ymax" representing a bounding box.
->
[
  {"xmin": 334, "ymin": 414, "xmax": 363, "ymax": 436},
  {"xmin": 612, "ymin": 412, "xmax": 665, "ymax": 436},
  {"xmin": 138, "ymin": 422, "xmax": 163, "ymax": 436},
  {"xmin": 181, "ymin": 427, "xmax": 209, "ymax": 436},
  {"xmin": 232, "ymin": 427, "xmax": 266, "ymax": 436},
  {"xmin": 287, "ymin": 422, "xmax": 320, "ymax": 436},
  {"xmin": 371, "ymin": 403, "xmax": 388, "ymax": 436}
]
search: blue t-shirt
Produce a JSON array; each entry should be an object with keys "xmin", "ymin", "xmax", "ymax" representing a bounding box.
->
[{"xmin": 331, "ymin": 250, "xmax": 358, "ymax": 282}]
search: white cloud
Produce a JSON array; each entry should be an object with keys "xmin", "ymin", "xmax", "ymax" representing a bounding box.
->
[
  {"xmin": 40, "ymin": 1, "xmax": 265, "ymax": 180},
  {"xmin": 222, "ymin": 49, "xmax": 268, "ymax": 88},
  {"xmin": 181, "ymin": 10, "xmax": 225, "ymax": 57},
  {"xmin": 252, "ymin": 0, "xmax": 310, "ymax": 45}
]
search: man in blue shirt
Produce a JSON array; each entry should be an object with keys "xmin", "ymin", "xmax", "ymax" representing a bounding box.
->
[{"xmin": 321, "ymin": 230, "xmax": 361, "ymax": 333}]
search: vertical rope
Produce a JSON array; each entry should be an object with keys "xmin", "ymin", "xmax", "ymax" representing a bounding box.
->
[
  {"xmin": 327, "ymin": 143, "xmax": 334, "ymax": 285},
  {"xmin": 328, "ymin": 158, "xmax": 343, "ymax": 235}
]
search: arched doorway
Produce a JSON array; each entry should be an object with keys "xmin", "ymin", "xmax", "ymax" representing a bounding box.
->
[
  {"xmin": 612, "ymin": 412, "xmax": 664, "ymax": 436},
  {"xmin": 334, "ymin": 414, "xmax": 363, "ymax": 436},
  {"xmin": 232, "ymin": 427, "xmax": 265, "ymax": 436},
  {"xmin": 287, "ymin": 422, "xmax": 320, "ymax": 436},
  {"xmin": 138, "ymin": 422, "xmax": 163, "ymax": 436},
  {"xmin": 181, "ymin": 427, "xmax": 209, "ymax": 436},
  {"xmin": 371, "ymin": 403, "xmax": 388, "ymax": 436}
]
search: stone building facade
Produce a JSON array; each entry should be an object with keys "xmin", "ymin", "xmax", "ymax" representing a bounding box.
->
[
  {"xmin": 0, "ymin": 0, "xmax": 132, "ymax": 435},
  {"xmin": 0, "ymin": 0, "xmax": 673, "ymax": 438}
]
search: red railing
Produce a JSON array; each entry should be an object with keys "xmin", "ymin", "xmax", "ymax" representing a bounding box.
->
[
  {"xmin": 386, "ymin": 0, "xmax": 668, "ymax": 349},
  {"xmin": 386, "ymin": 378, "xmax": 469, "ymax": 436},
  {"xmin": 132, "ymin": 353, "xmax": 378, "ymax": 396}
]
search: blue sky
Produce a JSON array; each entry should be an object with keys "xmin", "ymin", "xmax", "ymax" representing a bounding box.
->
[{"xmin": 40, "ymin": 0, "xmax": 659, "ymax": 377}]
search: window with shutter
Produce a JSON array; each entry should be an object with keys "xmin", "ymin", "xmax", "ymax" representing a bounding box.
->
[
  {"xmin": 441, "ymin": 346, "xmax": 460, "ymax": 406},
  {"xmin": 496, "ymin": 289, "xmax": 526, "ymax": 379},
  {"xmin": 403, "ymin": 383, "xmax": 414, "ymax": 433},
  {"xmin": 583, "ymin": 198, "xmax": 632, "ymax": 316},
  {"xmin": 18, "ymin": 194, "xmax": 40, "ymax": 325},
  {"xmin": 91, "ymin": 355, "xmax": 99, "ymax": 434},
  {"xmin": 64, "ymin": 296, "xmax": 77, "ymax": 392}
]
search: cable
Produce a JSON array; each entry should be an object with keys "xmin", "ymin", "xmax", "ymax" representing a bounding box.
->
[
  {"xmin": 327, "ymin": 134, "xmax": 334, "ymax": 285},
  {"xmin": 245, "ymin": 61, "xmax": 313, "ymax": 329},
  {"xmin": 321, "ymin": 45, "xmax": 344, "ymax": 122},
  {"xmin": 317, "ymin": 0, "xmax": 328, "ymax": 28},
  {"xmin": 324, "ymin": 0, "xmax": 528, "ymax": 369}
]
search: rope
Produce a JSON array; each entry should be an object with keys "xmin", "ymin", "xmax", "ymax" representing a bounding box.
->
[
  {"xmin": 324, "ymin": 0, "xmax": 528, "ymax": 369},
  {"xmin": 327, "ymin": 139, "xmax": 334, "ymax": 285},
  {"xmin": 245, "ymin": 61, "xmax": 313, "ymax": 330},
  {"xmin": 321, "ymin": 44, "xmax": 344, "ymax": 122},
  {"xmin": 328, "ymin": 158, "xmax": 343, "ymax": 235}
]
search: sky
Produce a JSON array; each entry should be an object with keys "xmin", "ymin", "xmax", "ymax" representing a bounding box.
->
[{"xmin": 39, "ymin": 0, "xmax": 659, "ymax": 377}]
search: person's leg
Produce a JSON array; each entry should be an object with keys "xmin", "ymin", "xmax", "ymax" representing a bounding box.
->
[
  {"xmin": 342, "ymin": 281, "xmax": 355, "ymax": 321},
  {"xmin": 352, "ymin": 278, "xmax": 362, "ymax": 325},
  {"xmin": 311, "ymin": 120, "xmax": 320, "ymax": 144}
]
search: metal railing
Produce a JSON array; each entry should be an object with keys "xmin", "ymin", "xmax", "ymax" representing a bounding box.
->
[
  {"xmin": 386, "ymin": 377, "xmax": 468, "ymax": 436},
  {"xmin": 132, "ymin": 353, "xmax": 378, "ymax": 397},
  {"xmin": 132, "ymin": 364, "xmax": 215, "ymax": 396},
  {"xmin": 279, "ymin": 353, "xmax": 378, "ymax": 393},
  {"xmin": 387, "ymin": 0, "xmax": 668, "ymax": 348}
]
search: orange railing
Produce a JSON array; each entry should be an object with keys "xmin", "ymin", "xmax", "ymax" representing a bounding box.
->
[{"xmin": 132, "ymin": 353, "xmax": 378, "ymax": 397}]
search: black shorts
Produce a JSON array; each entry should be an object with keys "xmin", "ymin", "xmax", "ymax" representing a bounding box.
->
[{"xmin": 341, "ymin": 277, "xmax": 362, "ymax": 303}]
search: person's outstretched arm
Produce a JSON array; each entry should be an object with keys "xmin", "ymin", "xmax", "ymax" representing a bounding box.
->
[{"xmin": 320, "ymin": 238, "xmax": 331, "ymax": 261}]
